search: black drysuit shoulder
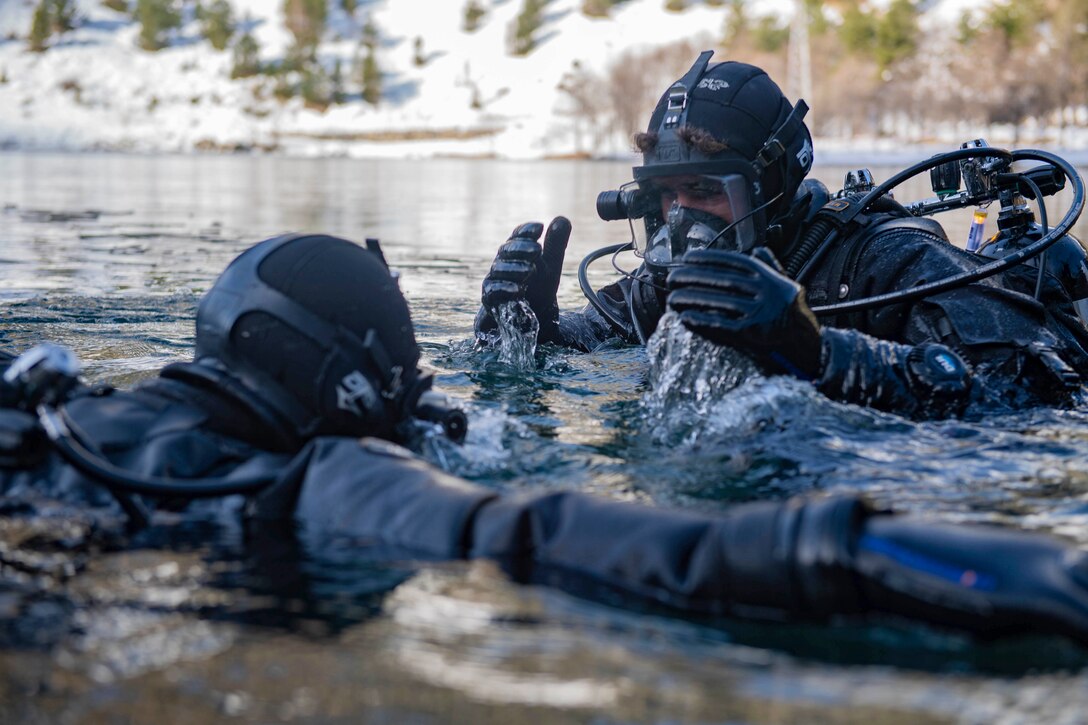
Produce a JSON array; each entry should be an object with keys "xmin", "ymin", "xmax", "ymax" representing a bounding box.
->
[{"xmin": 0, "ymin": 377, "xmax": 295, "ymax": 507}]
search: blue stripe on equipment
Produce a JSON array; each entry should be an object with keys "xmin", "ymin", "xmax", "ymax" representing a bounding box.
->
[{"xmin": 858, "ymin": 534, "xmax": 997, "ymax": 591}]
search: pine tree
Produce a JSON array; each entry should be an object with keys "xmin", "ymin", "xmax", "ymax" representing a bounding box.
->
[
  {"xmin": 873, "ymin": 0, "xmax": 919, "ymax": 73},
  {"xmin": 582, "ymin": 0, "xmax": 612, "ymax": 18},
  {"xmin": 49, "ymin": 0, "xmax": 77, "ymax": 34},
  {"xmin": 462, "ymin": 0, "xmax": 485, "ymax": 33},
  {"xmin": 331, "ymin": 58, "xmax": 345, "ymax": 103},
  {"xmin": 664, "ymin": 0, "xmax": 686, "ymax": 12},
  {"xmin": 28, "ymin": 1, "xmax": 51, "ymax": 52},
  {"xmin": 283, "ymin": 0, "xmax": 326, "ymax": 54},
  {"xmin": 360, "ymin": 44, "xmax": 381, "ymax": 105},
  {"xmin": 341, "ymin": 0, "xmax": 356, "ymax": 17},
  {"xmin": 362, "ymin": 18, "xmax": 378, "ymax": 49},
  {"xmin": 840, "ymin": 3, "xmax": 876, "ymax": 54},
  {"xmin": 230, "ymin": 23, "xmax": 261, "ymax": 78},
  {"xmin": 509, "ymin": 0, "xmax": 542, "ymax": 56},
  {"xmin": 1049, "ymin": 0, "xmax": 1088, "ymax": 113},
  {"xmin": 803, "ymin": 0, "xmax": 829, "ymax": 36},
  {"xmin": 102, "ymin": 0, "xmax": 128, "ymax": 12},
  {"xmin": 982, "ymin": 0, "xmax": 1038, "ymax": 49},
  {"xmin": 278, "ymin": 43, "xmax": 307, "ymax": 74},
  {"xmin": 753, "ymin": 14, "xmax": 788, "ymax": 52},
  {"xmin": 413, "ymin": 36, "xmax": 425, "ymax": 66},
  {"xmin": 199, "ymin": 0, "xmax": 234, "ymax": 51},
  {"xmin": 300, "ymin": 63, "xmax": 332, "ymax": 109},
  {"xmin": 273, "ymin": 73, "xmax": 295, "ymax": 102},
  {"xmin": 135, "ymin": 0, "xmax": 181, "ymax": 51},
  {"xmin": 722, "ymin": 0, "xmax": 747, "ymax": 47}
]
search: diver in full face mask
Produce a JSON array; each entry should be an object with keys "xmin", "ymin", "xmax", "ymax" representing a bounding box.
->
[
  {"xmin": 619, "ymin": 52, "xmax": 813, "ymax": 272},
  {"xmin": 0, "ymin": 234, "xmax": 468, "ymax": 521},
  {"xmin": 475, "ymin": 51, "xmax": 1088, "ymax": 418},
  {"xmin": 476, "ymin": 54, "xmax": 814, "ymax": 347}
]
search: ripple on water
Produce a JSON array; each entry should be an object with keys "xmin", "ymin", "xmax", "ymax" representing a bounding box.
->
[{"xmin": 8, "ymin": 168, "xmax": 1088, "ymax": 722}]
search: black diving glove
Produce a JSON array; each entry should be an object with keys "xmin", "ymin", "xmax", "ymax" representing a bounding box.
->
[
  {"xmin": 721, "ymin": 496, "xmax": 1088, "ymax": 644},
  {"xmin": 818, "ymin": 328, "xmax": 972, "ymax": 418},
  {"xmin": 666, "ymin": 247, "xmax": 822, "ymax": 379},
  {"xmin": 475, "ymin": 217, "xmax": 571, "ymax": 345},
  {"xmin": 856, "ymin": 513, "xmax": 1088, "ymax": 644}
]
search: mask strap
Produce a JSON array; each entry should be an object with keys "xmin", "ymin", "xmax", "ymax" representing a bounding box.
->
[
  {"xmin": 226, "ymin": 283, "xmax": 404, "ymax": 402},
  {"xmin": 664, "ymin": 50, "xmax": 714, "ymax": 129}
]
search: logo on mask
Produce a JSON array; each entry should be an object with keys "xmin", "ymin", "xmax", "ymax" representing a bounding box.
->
[
  {"xmin": 796, "ymin": 138, "xmax": 813, "ymax": 170},
  {"xmin": 336, "ymin": 370, "xmax": 379, "ymax": 417},
  {"xmin": 697, "ymin": 78, "xmax": 729, "ymax": 91}
]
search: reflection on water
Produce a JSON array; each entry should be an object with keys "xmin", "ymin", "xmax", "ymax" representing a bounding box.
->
[{"xmin": 4, "ymin": 151, "xmax": 1088, "ymax": 723}]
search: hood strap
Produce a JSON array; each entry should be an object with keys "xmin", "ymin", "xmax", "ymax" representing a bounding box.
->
[
  {"xmin": 664, "ymin": 50, "xmax": 714, "ymax": 129},
  {"xmin": 754, "ymin": 99, "xmax": 809, "ymax": 171}
]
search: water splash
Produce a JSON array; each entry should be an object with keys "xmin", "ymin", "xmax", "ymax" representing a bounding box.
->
[
  {"xmin": 419, "ymin": 406, "xmax": 528, "ymax": 478},
  {"xmin": 641, "ymin": 313, "xmax": 823, "ymax": 447},
  {"xmin": 644, "ymin": 312, "xmax": 757, "ymax": 401},
  {"xmin": 492, "ymin": 300, "xmax": 539, "ymax": 369},
  {"xmin": 642, "ymin": 312, "xmax": 756, "ymax": 441}
]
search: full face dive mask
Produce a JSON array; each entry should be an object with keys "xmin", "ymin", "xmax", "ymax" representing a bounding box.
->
[{"xmin": 632, "ymin": 173, "xmax": 757, "ymax": 269}]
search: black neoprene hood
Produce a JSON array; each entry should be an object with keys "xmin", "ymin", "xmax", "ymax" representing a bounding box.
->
[
  {"xmin": 635, "ymin": 51, "xmax": 814, "ymax": 221},
  {"xmin": 195, "ymin": 233, "xmax": 421, "ymax": 440}
]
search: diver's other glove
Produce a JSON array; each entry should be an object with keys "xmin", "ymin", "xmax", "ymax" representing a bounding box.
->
[
  {"xmin": 666, "ymin": 247, "xmax": 822, "ymax": 379},
  {"xmin": 818, "ymin": 329, "xmax": 971, "ymax": 418},
  {"xmin": 722, "ymin": 496, "xmax": 1088, "ymax": 644},
  {"xmin": 475, "ymin": 217, "xmax": 572, "ymax": 344},
  {"xmin": 855, "ymin": 513, "xmax": 1088, "ymax": 644}
]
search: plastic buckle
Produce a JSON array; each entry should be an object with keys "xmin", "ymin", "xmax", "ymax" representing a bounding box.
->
[
  {"xmin": 755, "ymin": 138, "xmax": 786, "ymax": 169},
  {"xmin": 1028, "ymin": 342, "xmax": 1081, "ymax": 390},
  {"xmin": 664, "ymin": 87, "xmax": 687, "ymax": 128}
]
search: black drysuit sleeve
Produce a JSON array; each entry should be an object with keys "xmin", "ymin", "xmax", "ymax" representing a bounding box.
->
[
  {"xmin": 813, "ymin": 327, "xmax": 972, "ymax": 419},
  {"xmin": 816, "ymin": 224, "xmax": 1088, "ymax": 408},
  {"xmin": 249, "ymin": 437, "xmax": 1088, "ymax": 645},
  {"xmin": 498, "ymin": 227, "xmax": 1087, "ymax": 414}
]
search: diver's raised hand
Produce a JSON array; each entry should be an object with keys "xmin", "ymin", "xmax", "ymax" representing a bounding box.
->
[
  {"xmin": 666, "ymin": 247, "xmax": 822, "ymax": 379},
  {"xmin": 476, "ymin": 217, "xmax": 571, "ymax": 344}
]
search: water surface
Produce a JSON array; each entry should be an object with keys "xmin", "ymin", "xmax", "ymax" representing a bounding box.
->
[{"xmin": 3, "ymin": 151, "xmax": 1088, "ymax": 724}]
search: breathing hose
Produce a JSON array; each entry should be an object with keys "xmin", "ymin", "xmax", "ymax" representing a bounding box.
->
[
  {"xmin": 578, "ymin": 241, "xmax": 637, "ymax": 338},
  {"xmin": 38, "ymin": 405, "xmax": 278, "ymax": 499},
  {"xmin": 806, "ymin": 148, "xmax": 1085, "ymax": 316},
  {"xmin": 784, "ymin": 217, "xmax": 837, "ymax": 278}
]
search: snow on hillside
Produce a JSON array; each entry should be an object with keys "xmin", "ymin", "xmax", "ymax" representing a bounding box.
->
[{"xmin": 0, "ymin": 0, "xmax": 978, "ymax": 159}]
